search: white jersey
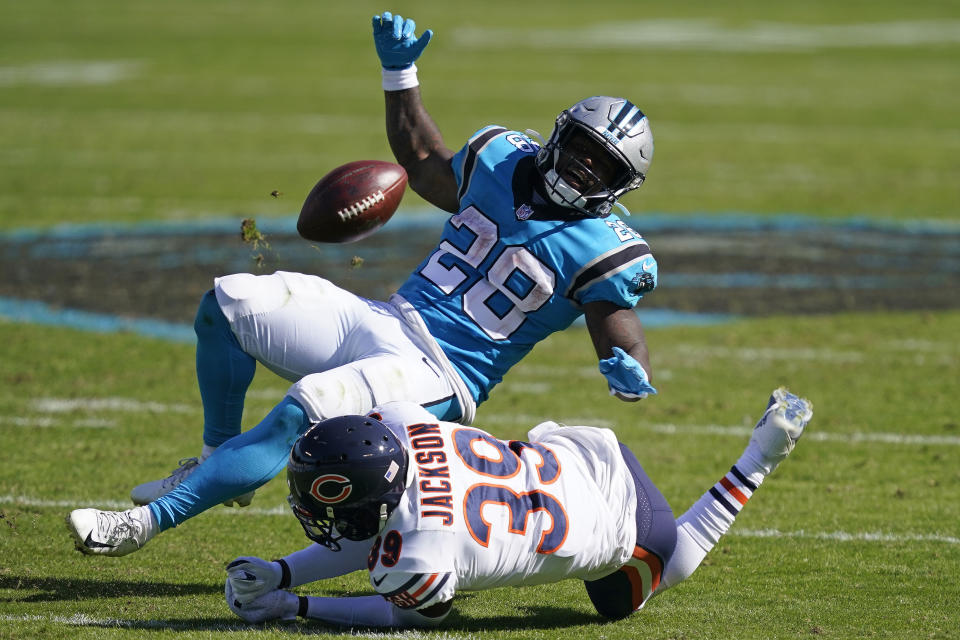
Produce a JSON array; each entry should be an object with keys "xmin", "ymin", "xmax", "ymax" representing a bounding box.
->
[{"xmin": 367, "ymin": 402, "xmax": 638, "ymax": 611}]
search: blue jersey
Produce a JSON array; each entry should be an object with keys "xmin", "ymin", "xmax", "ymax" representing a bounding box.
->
[{"xmin": 397, "ymin": 126, "xmax": 658, "ymax": 404}]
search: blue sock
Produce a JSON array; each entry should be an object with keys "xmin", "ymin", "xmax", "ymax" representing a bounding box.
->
[
  {"xmin": 150, "ymin": 397, "xmax": 311, "ymax": 531},
  {"xmin": 194, "ymin": 290, "xmax": 256, "ymax": 447}
]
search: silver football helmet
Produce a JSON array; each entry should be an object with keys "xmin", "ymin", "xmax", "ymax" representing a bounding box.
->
[{"xmin": 535, "ymin": 96, "xmax": 653, "ymax": 217}]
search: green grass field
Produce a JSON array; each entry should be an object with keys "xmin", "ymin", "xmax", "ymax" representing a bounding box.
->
[
  {"xmin": 3, "ymin": 0, "xmax": 958, "ymax": 227},
  {"xmin": 2, "ymin": 314, "xmax": 959, "ymax": 639},
  {"xmin": 1, "ymin": 1, "xmax": 959, "ymax": 638}
]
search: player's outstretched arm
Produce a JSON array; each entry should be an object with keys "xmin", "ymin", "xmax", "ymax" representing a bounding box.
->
[
  {"xmin": 584, "ymin": 301, "xmax": 657, "ymax": 401},
  {"xmin": 225, "ymin": 538, "xmax": 378, "ymax": 605},
  {"xmin": 383, "ymin": 89, "xmax": 457, "ymax": 212},
  {"xmin": 226, "ymin": 581, "xmax": 452, "ymax": 627},
  {"xmin": 372, "ymin": 11, "xmax": 458, "ymax": 213}
]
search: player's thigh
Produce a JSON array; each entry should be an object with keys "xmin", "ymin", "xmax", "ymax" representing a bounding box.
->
[
  {"xmin": 213, "ymin": 271, "xmax": 383, "ymax": 380},
  {"xmin": 289, "ymin": 353, "xmax": 454, "ymax": 420}
]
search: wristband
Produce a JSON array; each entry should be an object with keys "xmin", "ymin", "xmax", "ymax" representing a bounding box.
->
[
  {"xmin": 382, "ymin": 64, "xmax": 419, "ymax": 91},
  {"xmin": 274, "ymin": 558, "xmax": 291, "ymax": 589}
]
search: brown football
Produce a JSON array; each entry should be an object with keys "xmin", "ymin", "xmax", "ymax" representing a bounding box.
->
[{"xmin": 297, "ymin": 160, "xmax": 407, "ymax": 243}]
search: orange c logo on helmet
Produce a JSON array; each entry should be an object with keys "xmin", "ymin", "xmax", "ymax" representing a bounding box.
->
[{"xmin": 310, "ymin": 474, "xmax": 353, "ymax": 504}]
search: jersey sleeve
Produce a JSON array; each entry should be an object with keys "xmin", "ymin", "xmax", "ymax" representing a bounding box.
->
[
  {"xmin": 451, "ymin": 125, "xmax": 509, "ymax": 203},
  {"xmin": 370, "ymin": 569, "xmax": 456, "ymax": 611},
  {"xmin": 367, "ymin": 511, "xmax": 458, "ymax": 612},
  {"xmin": 567, "ymin": 241, "xmax": 658, "ymax": 309}
]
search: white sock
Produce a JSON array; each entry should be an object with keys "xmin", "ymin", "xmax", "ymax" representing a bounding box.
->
[
  {"xmin": 659, "ymin": 454, "xmax": 766, "ymax": 591},
  {"xmin": 200, "ymin": 444, "xmax": 217, "ymax": 461},
  {"xmin": 132, "ymin": 505, "xmax": 160, "ymax": 540},
  {"xmin": 659, "ymin": 392, "xmax": 808, "ymax": 594}
]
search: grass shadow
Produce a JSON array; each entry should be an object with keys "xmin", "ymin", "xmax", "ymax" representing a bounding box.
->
[{"xmin": 0, "ymin": 574, "xmax": 220, "ymax": 603}]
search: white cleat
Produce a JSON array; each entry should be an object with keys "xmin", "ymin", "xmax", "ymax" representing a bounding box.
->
[
  {"xmin": 131, "ymin": 456, "xmax": 255, "ymax": 508},
  {"xmin": 67, "ymin": 506, "xmax": 157, "ymax": 557},
  {"xmin": 749, "ymin": 387, "xmax": 813, "ymax": 472}
]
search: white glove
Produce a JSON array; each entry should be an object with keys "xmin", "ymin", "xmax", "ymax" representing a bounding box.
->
[
  {"xmin": 225, "ymin": 556, "xmax": 283, "ymax": 605},
  {"xmin": 225, "ymin": 579, "xmax": 299, "ymax": 623}
]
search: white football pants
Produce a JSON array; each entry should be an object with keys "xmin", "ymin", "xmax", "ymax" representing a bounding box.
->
[{"xmin": 214, "ymin": 271, "xmax": 471, "ymax": 423}]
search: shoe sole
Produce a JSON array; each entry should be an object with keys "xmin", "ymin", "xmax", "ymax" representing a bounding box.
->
[
  {"xmin": 749, "ymin": 388, "xmax": 814, "ymax": 469},
  {"xmin": 770, "ymin": 387, "xmax": 814, "ymax": 435}
]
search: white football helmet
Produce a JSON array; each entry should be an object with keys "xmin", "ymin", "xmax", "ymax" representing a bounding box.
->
[{"xmin": 536, "ymin": 96, "xmax": 653, "ymax": 217}]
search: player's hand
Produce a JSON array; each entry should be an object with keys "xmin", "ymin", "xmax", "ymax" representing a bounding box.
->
[
  {"xmin": 226, "ymin": 556, "xmax": 283, "ymax": 605},
  {"xmin": 225, "ymin": 579, "xmax": 299, "ymax": 623},
  {"xmin": 372, "ymin": 11, "xmax": 433, "ymax": 69},
  {"xmin": 599, "ymin": 347, "xmax": 658, "ymax": 400}
]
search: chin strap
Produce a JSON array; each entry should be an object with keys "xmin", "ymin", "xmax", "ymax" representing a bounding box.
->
[{"xmin": 527, "ymin": 127, "xmax": 625, "ymax": 219}]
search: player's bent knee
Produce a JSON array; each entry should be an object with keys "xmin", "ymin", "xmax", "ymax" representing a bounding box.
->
[
  {"xmin": 583, "ymin": 571, "xmax": 636, "ymax": 620},
  {"xmin": 287, "ymin": 369, "xmax": 375, "ymax": 423},
  {"xmin": 194, "ymin": 289, "xmax": 231, "ymax": 337},
  {"xmin": 269, "ymin": 397, "xmax": 311, "ymax": 439},
  {"xmin": 213, "ymin": 272, "xmax": 295, "ymax": 327}
]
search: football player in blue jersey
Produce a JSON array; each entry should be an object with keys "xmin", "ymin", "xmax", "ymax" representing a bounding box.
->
[{"xmin": 69, "ymin": 11, "xmax": 662, "ymax": 556}]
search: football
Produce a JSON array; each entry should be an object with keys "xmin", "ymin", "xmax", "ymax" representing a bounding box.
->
[{"xmin": 297, "ymin": 160, "xmax": 407, "ymax": 243}]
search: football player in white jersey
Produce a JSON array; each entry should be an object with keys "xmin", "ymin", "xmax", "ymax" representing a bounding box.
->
[
  {"xmin": 222, "ymin": 388, "xmax": 812, "ymax": 627},
  {"xmin": 69, "ymin": 11, "xmax": 669, "ymax": 557}
]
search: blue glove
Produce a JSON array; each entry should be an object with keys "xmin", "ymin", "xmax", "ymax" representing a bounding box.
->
[
  {"xmin": 598, "ymin": 347, "xmax": 658, "ymax": 400},
  {"xmin": 372, "ymin": 11, "xmax": 433, "ymax": 69}
]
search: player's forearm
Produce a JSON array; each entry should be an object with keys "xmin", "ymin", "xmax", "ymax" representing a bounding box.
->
[
  {"xmin": 585, "ymin": 303, "xmax": 653, "ymax": 378},
  {"xmin": 384, "ymin": 88, "xmax": 458, "ymax": 212},
  {"xmin": 282, "ymin": 539, "xmax": 379, "ymax": 586},
  {"xmin": 301, "ymin": 594, "xmax": 446, "ymax": 628},
  {"xmin": 384, "ymin": 87, "xmax": 443, "ymax": 164}
]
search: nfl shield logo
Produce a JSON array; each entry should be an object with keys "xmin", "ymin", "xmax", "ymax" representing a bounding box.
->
[{"xmin": 515, "ymin": 204, "xmax": 534, "ymax": 220}]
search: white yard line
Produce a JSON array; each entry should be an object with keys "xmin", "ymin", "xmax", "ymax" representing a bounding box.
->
[
  {"xmin": 0, "ymin": 614, "xmax": 251, "ymax": 632},
  {"xmin": 642, "ymin": 423, "xmax": 960, "ymax": 446},
  {"xmin": 6, "ymin": 393, "xmax": 956, "ymax": 447},
  {"xmin": 3, "ymin": 495, "xmax": 132, "ymax": 510},
  {"xmin": 0, "ymin": 494, "xmax": 290, "ymax": 515},
  {"xmin": 479, "ymin": 415, "xmax": 960, "ymax": 447},
  {"xmin": 4, "ymin": 494, "xmax": 955, "ymax": 545},
  {"xmin": 35, "ymin": 397, "xmax": 193, "ymax": 413},
  {"xmin": 1, "ymin": 396, "xmax": 196, "ymax": 429},
  {"xmin": 669, "ymin": 344, "xmax": 867, "ymax": 363},
  {"xmin": 454, "ymin": 20, "xmax": 960, "ymax": 52},
  {"xmin": 0, "ymin": 614, "xmax": 451, "ymax": 638},
  {"xmin": 0, "ymin": 60, "xmax": 143, "ymax": 87},
  {"xmin": 734, "ymin": 528, "xmax": 960, "ymax": 545},
  {"xmin": 0, "ymin": 416, "xmax": 116, "ymax": 428}
]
